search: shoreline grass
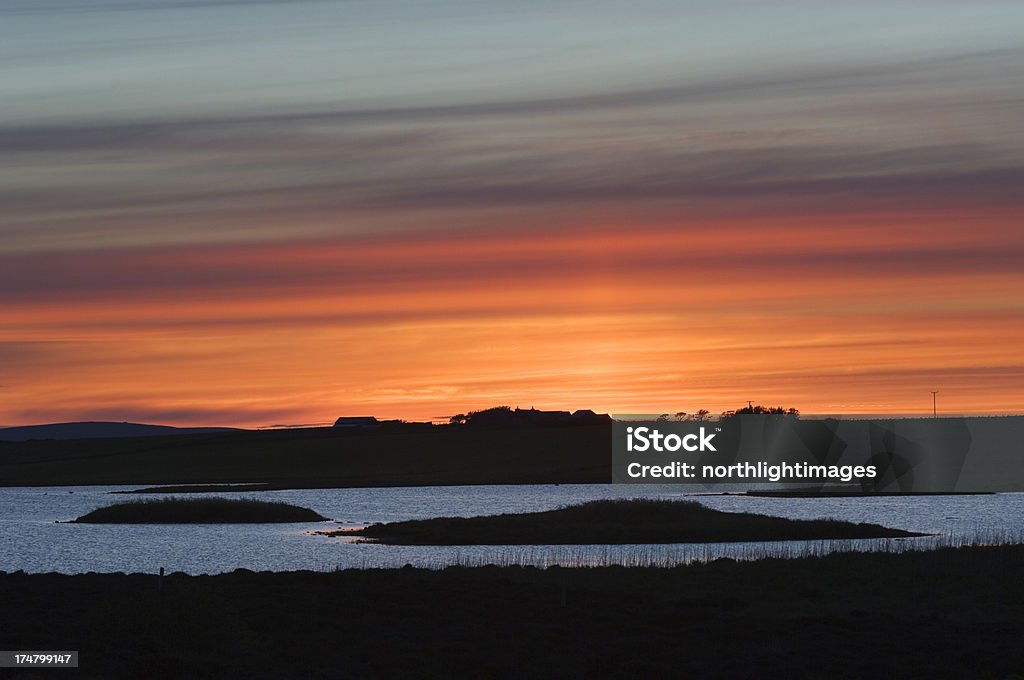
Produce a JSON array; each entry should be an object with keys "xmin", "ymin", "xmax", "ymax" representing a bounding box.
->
[
  {"xmin": 317, "ymin": 498, "xmax": 925, "ymax": 544},
  {"xmin": 71, "ymin": 497, "xmax": 329, "ymax": 524}
]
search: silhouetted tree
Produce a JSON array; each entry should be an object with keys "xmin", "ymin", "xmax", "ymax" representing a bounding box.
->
[{"xmin": 723, "ymin": 404, "xmax": 800, "ymax": 418}]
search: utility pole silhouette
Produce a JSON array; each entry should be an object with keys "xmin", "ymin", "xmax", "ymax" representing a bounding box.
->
[{"xmin": 931, "ymin": 391, "xmax": 938, "ymax": 418}]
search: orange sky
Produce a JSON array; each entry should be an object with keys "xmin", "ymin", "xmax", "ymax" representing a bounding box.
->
[{"xmin": 3, "ymin": 207, "xmax": 1022, "ymax": 426}]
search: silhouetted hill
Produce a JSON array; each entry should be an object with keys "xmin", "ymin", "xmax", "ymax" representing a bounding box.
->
[{"xmin": 0, "ymin": 421, "xmax": 241, "ymax": 442}]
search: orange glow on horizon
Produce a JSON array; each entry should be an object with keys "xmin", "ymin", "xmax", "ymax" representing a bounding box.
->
[{"xmin": 2, "ymin": 209, "xmax": 1023, "ymax": 427}]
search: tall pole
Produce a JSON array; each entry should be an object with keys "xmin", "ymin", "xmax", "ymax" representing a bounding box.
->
[{"xmin": 931, "ymin": 391, "xmax": 938, "ymax": 418}]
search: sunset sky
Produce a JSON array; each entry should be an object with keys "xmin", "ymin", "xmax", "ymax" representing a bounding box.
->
[{"xmin": 2, "ymin": 0, "xmax": 1023, "ymax": 427}]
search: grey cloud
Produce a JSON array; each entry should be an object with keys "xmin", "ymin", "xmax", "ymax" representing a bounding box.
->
[
  {"xmin": 2, "ymin": 232, "xmax": 1021, "ymax": 302},
  {"xmin": 0, "ymin": 341, "xmax": 76, "ymax": 364},
  {"xmin": 0, "ymin": 0, "xmax": 339, "ymax": 17},
  {"xmin": 2, "ymin": 47, "xmax": 1021, "ymax": 251},
  {"xmin": 2, "ymin": 142, "xmax": 1022, "ymax": 257},
  {"xmin": 2, "ymin": 47, "xmax": 1020, "ymax": 155}
]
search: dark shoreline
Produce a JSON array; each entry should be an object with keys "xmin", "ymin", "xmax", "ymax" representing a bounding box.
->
[
  {"xmin": 117, "ymin": 484, "xmax": 1001, "ymax": 495},
  {"xmin": 738, "ymin": 489, "xmax": 997, "ymax": 498},
  {"xmin": 3, "ymin": 420, "xmax": 1019, "ymax": 493},
  {"xmin": 3, "ymin": 545, "xmax": 1023, "ymax": 679},
  {"xmin": 0, "ymin": 424, "xmax": 612, "ymax": 488}
]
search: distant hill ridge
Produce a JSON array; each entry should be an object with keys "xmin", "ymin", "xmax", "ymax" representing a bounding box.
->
[{"xmin": 0, "ymin": 421, "xmax": 241, "ymax": 442}]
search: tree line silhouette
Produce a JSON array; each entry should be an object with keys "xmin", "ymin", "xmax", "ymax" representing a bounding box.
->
[{"xmin": 658, "ymin": 404, "xmax": 800, "ymax": 421}]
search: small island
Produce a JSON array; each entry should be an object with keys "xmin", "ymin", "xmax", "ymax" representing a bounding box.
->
[
  {"xmin": 316, "ymin": 498, "xmax": 925, "ymax": 544},
  {"xmin": 72, "ymin": 497, "xmax": 329, "ymax": 524}
]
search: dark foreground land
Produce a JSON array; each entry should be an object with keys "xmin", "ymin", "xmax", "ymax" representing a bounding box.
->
[
  {"xmin": 2, "ymin": 545, "xmax": 1023, "ymax": 680},
  {"xmin": 327, "ymin": 499, "xmax": 923, "ymax": 544},
  {"xmin": 72, "ymin": 498, "xmax": 328, "ymax": 524},
  {"xmin": 0, "ymin": 424, "xmax": 610, "ymax": 488}
]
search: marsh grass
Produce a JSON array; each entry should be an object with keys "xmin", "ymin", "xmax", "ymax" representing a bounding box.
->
[
  {"xmin": 327, "ymin": 530, "xmax": 1024, "ymax": 571},
  {"xmin": 465, "ymin": 531, "xmax": 1023, "ymax": 568},
  {"xmin": 72, "ymin": 497, "xmax": 328, "ymax": 524},
  {"xmin": 327, "ymin": 498, "xmax": 924, "ymax": 545}
]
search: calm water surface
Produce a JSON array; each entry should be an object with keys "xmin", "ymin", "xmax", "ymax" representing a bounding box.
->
[{"xmin": 2, "ymin": 485, "xmax": 1022, "ymax": 574}]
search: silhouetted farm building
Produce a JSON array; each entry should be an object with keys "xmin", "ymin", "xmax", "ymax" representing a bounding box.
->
[{"xmin": 462, "ymin": 407, "xmax": 611, "ymax": 428}]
